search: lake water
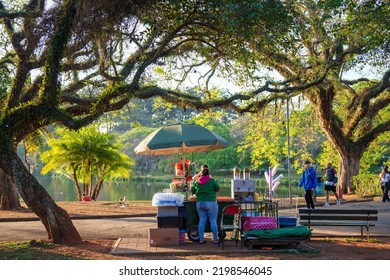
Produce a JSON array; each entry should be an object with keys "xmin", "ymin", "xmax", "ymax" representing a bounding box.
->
[{"xmin": 37, "ymin": 175, "xmax": 302, "ymax": 202}]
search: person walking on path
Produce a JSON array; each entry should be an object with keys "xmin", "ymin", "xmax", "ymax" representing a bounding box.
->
[
  {"xmin": 191, "ymin": 167, "xmax": 220, "ymax": 244},
  {"xmin": 324, "ymin": 163, "xmax": 340, "ymax": 206},
  {"xmin": 379, "ymin": 166, "xmax": 390, "ymax": 203},
  {"xmin": 298, "ymin": 159, "xmax": 317, "ymax": 209}
]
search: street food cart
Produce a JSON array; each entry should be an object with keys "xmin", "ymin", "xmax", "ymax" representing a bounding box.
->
[
  {"xmin": 134, "ymin": 124, "xmax": 230, "ymax": 245},
  {"xmin": 182, "ymin": 196, "xmax": 279, "ymax": 242}
]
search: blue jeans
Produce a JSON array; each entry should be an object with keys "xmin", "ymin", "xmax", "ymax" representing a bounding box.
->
[{"xmin": 196, "ymin": 201, "xmax": 218, "ymax": 241}]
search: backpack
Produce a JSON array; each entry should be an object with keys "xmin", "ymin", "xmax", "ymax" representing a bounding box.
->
[{"xmin": 326, "ymin": 168, "xmax": 337, "ymax": 183}]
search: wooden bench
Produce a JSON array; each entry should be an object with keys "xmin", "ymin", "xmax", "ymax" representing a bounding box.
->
[{"xmin": 298, "ymin": 209, "xmax": 378, "ymax": 240}]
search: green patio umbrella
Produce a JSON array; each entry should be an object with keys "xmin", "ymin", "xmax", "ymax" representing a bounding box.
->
[{"xmin": 134, "ymin": 124, "xmax": 229, "ymax": 156}]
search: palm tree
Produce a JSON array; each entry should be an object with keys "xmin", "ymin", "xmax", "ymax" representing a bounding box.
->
[{"xmin": 41, "ymin": 126, "xmax": 134, "ymax": 201}]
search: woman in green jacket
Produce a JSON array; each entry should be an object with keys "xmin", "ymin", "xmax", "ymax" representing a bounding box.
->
[{"xmin": 191, "ymin": 167, "xmax": 220, "ymax": 244}]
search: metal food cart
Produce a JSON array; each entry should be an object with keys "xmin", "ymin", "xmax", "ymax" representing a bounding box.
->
[{"xmin": 182, "ymin": 199, "xmax": 278, "ymax": 242}]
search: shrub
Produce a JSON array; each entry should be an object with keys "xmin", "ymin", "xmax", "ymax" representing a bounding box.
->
[{"xmin": 351, "ymin": 174, "xmax": 381, "ymax": 197}]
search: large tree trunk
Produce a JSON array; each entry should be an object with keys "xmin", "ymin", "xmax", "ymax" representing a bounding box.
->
[
  {"xmin": 0, "ymin": 168, "xmax": 21, "ymax": 210},
  {"xmin": 338, "ymin": 154, "xmax": 361, "ymax": 199},
  {"xmin": 312, "ymin": 85, "xmax": 369, "ymax": 199},
  {"xmin": 1, "ymin": 153, "xmax": 83, "ymax": 245}
]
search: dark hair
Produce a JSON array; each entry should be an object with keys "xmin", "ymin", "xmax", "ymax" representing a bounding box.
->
[
  {"xmin": 201, "ymin": 168, "xmax": 210, "ymax": 176},
  {"xmin": 201, "ymin": 164, "xmax": 208, "ymax": 169}
]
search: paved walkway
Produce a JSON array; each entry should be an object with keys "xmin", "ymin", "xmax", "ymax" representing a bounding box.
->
[
  {"xmin": 1, "ymin": 199, "xmax": 389, "ymax": 256},
  {"xmin": 111, "ymin": 236, "xmax": 250, "ymax": 255}
]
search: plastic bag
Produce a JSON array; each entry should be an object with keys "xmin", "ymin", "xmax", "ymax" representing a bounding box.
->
[{"xmin": 152, "ymin": 192, "xmax": 184, "ymax": 206}]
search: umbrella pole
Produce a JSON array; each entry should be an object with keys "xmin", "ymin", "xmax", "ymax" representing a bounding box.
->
[
  {"xmin": 184, "ymin": 175, "xmax": 188, "ymax": 201},
  {"xmin": 182, "ymin": 150, "xmax": 189, "ymax": 200},
  {"xmin": 182, "ymin": 159, "xmax": 186, "ymax": 198}
]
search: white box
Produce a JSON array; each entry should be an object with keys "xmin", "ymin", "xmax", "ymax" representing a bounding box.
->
[
  {"xmin": 231, "ymin": 179, "xmax": 255, "ymax": 192},
  {"xmin": 231, "ymin": 179, "xmax": 255, "ymax": 201}
]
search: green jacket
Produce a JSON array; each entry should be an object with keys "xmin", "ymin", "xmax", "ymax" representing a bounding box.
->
[{"xmin": 191, "ymin": 175, "xmax": 220, "ymax": 202}]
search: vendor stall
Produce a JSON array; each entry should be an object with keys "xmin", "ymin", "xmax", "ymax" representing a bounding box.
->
[{"xmin": 134, "ymin": 123, "xmax": 230, "ymax": 246}]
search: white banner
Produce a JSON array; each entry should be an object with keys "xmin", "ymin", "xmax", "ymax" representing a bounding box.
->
[{"xmin": 0, "ymin": 260, "xmax": 384, "ymax": 280}]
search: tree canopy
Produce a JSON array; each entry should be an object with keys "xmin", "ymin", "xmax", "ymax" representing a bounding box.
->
[{"xmin": 218, "ymin": 0, "xmax": 390, "ymax": 194}]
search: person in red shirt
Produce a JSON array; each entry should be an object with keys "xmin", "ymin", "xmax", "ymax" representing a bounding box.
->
[{"xmin": 82, "ymin": 193, "xmax": 92, "ymax": 201}]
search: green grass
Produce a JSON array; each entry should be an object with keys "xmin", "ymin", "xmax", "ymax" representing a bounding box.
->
[
  {"xmin": 322, "ymin": 237, "xmax": 335, "ymax": 242},
  {"xmin": 0, "ymin": 240, "xmax": 85, "ymax": 260},
  {"xmin": 341, "ymin": 237, "xmax": 380, "ymax": 243}
]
